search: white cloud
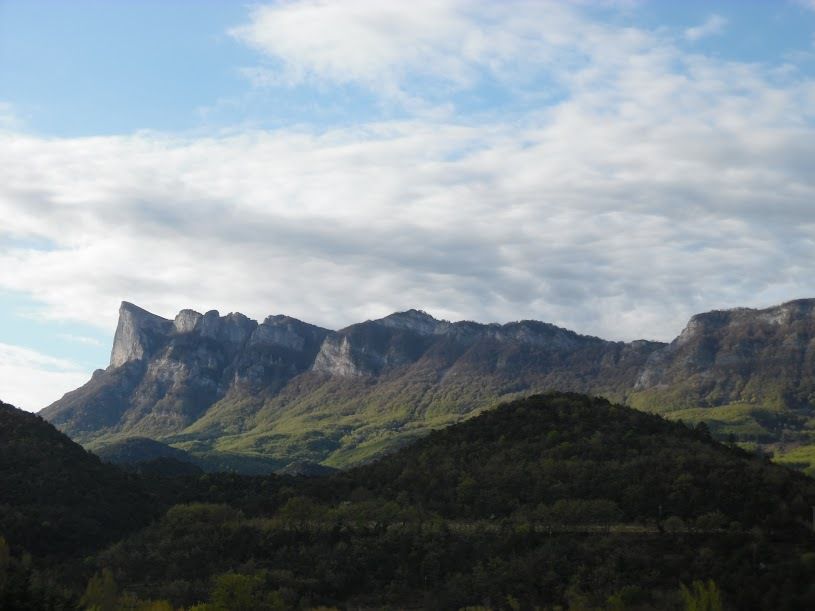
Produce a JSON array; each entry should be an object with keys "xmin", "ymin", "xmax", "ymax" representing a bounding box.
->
[
  {"xmin": 228, "ymin": 0, "xmax": 658, "ymax": 105},
  {"xmin": 57, "ymin": 333, "xmax": 103, "ymax": 347},
  {"xmin": 0, "ymin": 343, "xmax": 91, "ymax": 412},
  {"xmin": 230, "ymin": 0, "xmax": 485, "ymax": 92},
  {"xmin": 684, "ymin": 15, "xmax": 728, "ymax": 42},
  {"xmin": 1, "ymin": 0, "xmax": 814, "ymax": 356}
]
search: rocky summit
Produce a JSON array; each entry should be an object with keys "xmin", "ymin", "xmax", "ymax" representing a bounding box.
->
[{"xmin": 40, "ymin": 299, "xmax": 815, "ymax": 470}]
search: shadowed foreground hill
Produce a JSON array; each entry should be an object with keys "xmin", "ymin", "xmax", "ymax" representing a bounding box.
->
[
  {"xmin": 0, "ymin": 400, "xmax": 159, "ymax": 559},
  {"xmin": 345, "ymin": 392, "xmax": 815, "ymax": 527},
  {"xmin": 93, "ymin": 436, "xmax": 194, "ymax": 465},
  {"xmin": 89, "ymin": 394, "xmax": 815, "ymax": 610}
]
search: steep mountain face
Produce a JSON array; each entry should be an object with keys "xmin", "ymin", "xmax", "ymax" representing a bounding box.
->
[
  {"xmin": 41, "ymin": 302, "xmax": 663, "ymax": 467},
  {"xmin": 634, "ymin": 299, "xmax": 815, "ymax": 407},
  {"xmin": 629, "ymin": 299, "xmax": 815, "ymax": 443},
  {"xmin": 43, "ymin": 302, "xmax": 330, "ymax": 443},
  {"xmin": 224, "ymin": 313, "xmax": 664, "ymax": 466},
  {"xmin": 41, "ymin": 298, "xmax": 815, "ymax": 469}
]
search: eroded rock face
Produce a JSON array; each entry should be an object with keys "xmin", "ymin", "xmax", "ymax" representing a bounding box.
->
[
  {"xmin": 250, "ymin": 316, "xmax": 309, "ymax": 350},
  {"xmin": 47, "ymin": 303, "xmax": 668, "ymax": 444},
  {"xmin": 311, "ymin": 315, "xmax": 442, "ymax": 376},
  {"xmin": 173, "ymin": 309, "xmax": 202, "ymax": 334},
  {"xmin": 110, "ymin": 302, "xmax": 173, "ymax": 368},
  {"xmin": 234, "ymin": 316, "xmax": 330, "ymax": 392},
  {"xmin": 44, "ymin": 302, "xmax": 329, "ymax": 440},
  {"xmin": 312, "ymin": 334, "xmax": 363, "ymax": 376}
]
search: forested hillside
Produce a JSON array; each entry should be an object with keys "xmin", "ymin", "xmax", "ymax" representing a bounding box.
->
[
  {"xmin": 11, "ymin": 394, "xmax": 814, "ymax": 610},
  {"xmin": 0, "ymin": 400, "xmax": 159, "ymax": 559},
  {"xmin": 5, "ymin": 393, "xmax": 815, "ymax": 608}
]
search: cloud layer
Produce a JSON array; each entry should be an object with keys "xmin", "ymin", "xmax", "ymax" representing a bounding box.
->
[
  {"xmin": 0, "ymin": 343, "xmax": 90, "ymax": 411},
  {"xmin": 685, "ymin": 15, "xmax": 728, "ymax": 42},
  {"xmin": 2, "ymin": 0, "xmax": 815, "ymax": 369}
]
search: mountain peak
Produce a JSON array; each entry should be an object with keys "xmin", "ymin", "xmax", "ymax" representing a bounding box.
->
[
  {"xmin": 173, "ymin": 308, "xmax": 203, "ymax": 333},
  {"xmin": 377, "ymin": 309, "xmax": 445, "ymax": 335},
  {"xmin": 119, "ymin": 300, "xmax": 166, "ymax": 319},
  {"xmin": 110, "ymin": 301, "xmax": 173, "ymax": 367},
  {"xmin": 635, "ymin": 296, "xmax": 815, "ymax": 408},
  {"xmin": 676, "ymin": 297, "xmax": 815, "ymax": 346}
]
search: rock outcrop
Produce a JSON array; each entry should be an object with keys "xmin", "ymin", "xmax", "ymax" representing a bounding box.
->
[
  {"xmin": 110, "ymin": 302, "xmax": 173, "ymax": 367},
  {"xmin": 42, "ymin": 303, "xmax": 330, "ymax": 441},
  {"xmin": 632, "ymin": 298, "xmax": 815, "ymax": 411}
]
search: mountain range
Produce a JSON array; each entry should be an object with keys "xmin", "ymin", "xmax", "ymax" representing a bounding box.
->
[{"xmin": 41, "ymin": 298, "xmax": 815, "ymax": 471}]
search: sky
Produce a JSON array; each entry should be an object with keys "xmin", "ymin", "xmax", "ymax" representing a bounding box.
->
[{"xmin": 1, "ymin": 0, "xmax": 815, "ymax": 411}]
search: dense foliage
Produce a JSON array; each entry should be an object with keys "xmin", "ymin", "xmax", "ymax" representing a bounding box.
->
[
  {"xmin": 342, "ymin": 393, "xmax": 815, "ymax": 529},
  {"xmin": 0, "ymin": 401, "xmax": 159, "ymax": 559},
  {"xmin": 4, "ymin": 394, "xmax": 815, "ymax": 609}
]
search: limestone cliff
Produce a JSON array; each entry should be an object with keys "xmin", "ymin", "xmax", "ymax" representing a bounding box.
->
[
  {"xmin": 632, "ymin": 298, "xmax": 815, "ymax": 413},
  {"xmin": 42, "ymin": 302, "xmax": 329, "ymax": 441},
  {"xmin": 110, "ymin": 302, "xmax": 173, "ymax": 367}
]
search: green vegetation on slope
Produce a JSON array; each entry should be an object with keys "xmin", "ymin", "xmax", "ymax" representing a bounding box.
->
[
  {"xmin": 641, "ymin": 402, "xmax": 815, "ymax": 473},
  {"xmin": 42, "ymin": 299, "xmax": 815, "ymax": 478},
  {"xmin": 44, "ymin": 303, "xmax": 665, "ymax": 471},
  {"xmin": 171, "ymin": 351, "xmax": 648, "ymax": 470}
]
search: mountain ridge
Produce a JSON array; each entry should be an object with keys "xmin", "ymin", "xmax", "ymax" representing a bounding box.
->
[{"xmin": 41, "ymin": 298, "xmax": 815, "ymax": 469}]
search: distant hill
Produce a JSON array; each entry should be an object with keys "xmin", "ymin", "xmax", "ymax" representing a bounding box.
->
[
  {"xmin": 0, "ymin": 399, "xmax": 159, "ymax": 558},
  {"xmin": 94, "ymin": 435, "xmax": 286, "ymax": 475},
  {"xmin": 123, "ymin": 456, "xmax": 205, "ymax": 477},
  {"xmin": 40, "ymin": 298, "xmax": 815, "ymax": 471},
  {"xmin": 631, "ymin": 299, "xmax": 815, "ymax": 445},
  {"xmin": 276, "ymin": 460, "xmax": 339, "ymax": 477},
  {"xmin": 95, "ymin": 436, "xmax": 195, "ymax": 464}
]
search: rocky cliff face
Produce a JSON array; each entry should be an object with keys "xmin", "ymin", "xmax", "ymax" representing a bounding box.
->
[
  {"xmin": 632, "ymin": 299, "xmax": 815, "ymax": 412},
  {"xmin": 42, "ymin": 304, "xmax": 330, "ymax": 441},
  {"xmin": 40, "ymin": 298, "xmax": 815, "ymax": 469},
  {"xmin": 110, "ymin": 302, "xmax": 174, "ymax": 367}
]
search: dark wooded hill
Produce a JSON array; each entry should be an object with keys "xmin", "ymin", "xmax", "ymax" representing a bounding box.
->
[
  {"xmin": 81, "ymin": 394, "xmax": 815, "ymax": 610},
  {"xmin": 0, "ymin": 400, "xmax": 159, "ymax": 559}
]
